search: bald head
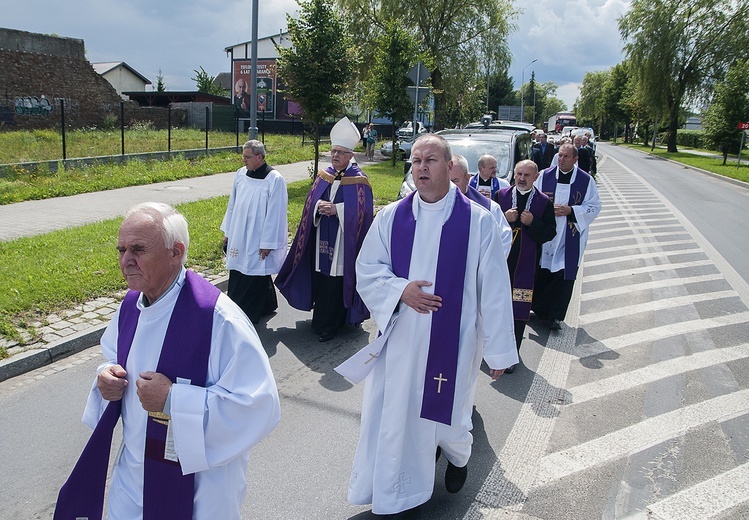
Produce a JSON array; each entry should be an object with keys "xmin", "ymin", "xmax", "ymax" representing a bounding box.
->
[{"xmin": 450, "ymin": 154, "xmax": 471, "ymax": 194}]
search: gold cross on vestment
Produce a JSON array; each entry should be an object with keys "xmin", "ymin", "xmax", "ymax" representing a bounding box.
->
[
  {"xmin": 434, "ymin": 373, "xmax": 448, "ymax": 393},
  {"xmin": 365, "ymin": 352, "xmax": 379, "ymax": 364}
]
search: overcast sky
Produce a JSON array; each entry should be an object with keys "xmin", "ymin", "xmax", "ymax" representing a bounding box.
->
[{"xmin": 6, "ymin": 0, "xmax": 630, "ymax": 113}]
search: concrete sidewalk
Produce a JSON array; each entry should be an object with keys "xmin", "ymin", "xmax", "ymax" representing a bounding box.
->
[
  {"xmin": 0, "ymin": 159, "xmax": 315, "ymax": 241},
  {"xmin": 0, "ymin": 156, "xmax": 331, "ymax": 381}
]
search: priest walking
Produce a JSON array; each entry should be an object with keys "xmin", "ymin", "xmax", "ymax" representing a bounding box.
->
[
  {"xmin": 494, "ymin": 160, "xmax": 556, "ymax": 371},
  {"xmin": 532, "ymin": 143, "xmax": 601, "ymax": 330},
  {"xmin": 55, "ymin": 202, "xmax": 280, "ymax": 520},
  {"xmin": 275, "ymin": 117, "xmax": 374, "ymax": 342},
  {"xmin": 221, "ymin": 140, "xmax": 288, "ymax": 324},
  {"xmin": 347, "ymin": 135, "xmax": 517, "ymax": 518}
]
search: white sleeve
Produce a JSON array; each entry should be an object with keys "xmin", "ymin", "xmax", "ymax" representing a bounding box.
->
[
  {"xmin": 571, "ymin": 176, "xmax": 601, "ymax": 234},
  {"xmin": 260, "ymin": 172, "xmax": 289, "ymax": 250}
]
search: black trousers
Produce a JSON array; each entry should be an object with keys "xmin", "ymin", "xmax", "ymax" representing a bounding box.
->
[
  {"xmin": 227, "ymin": 271, "xmax": 278, "ymax": 324},
  {"xmin": 311, "ymin": 271, "xmax": 347, "ymax": 335},
  {"xmin": 531, "ymin": 268, "xmax": 576, "ymax": 321}
]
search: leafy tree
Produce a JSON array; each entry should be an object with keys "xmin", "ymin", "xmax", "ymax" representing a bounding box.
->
[
  {"xmin": 192, "ymin": 66, "xmax": 225, "ymax": 96},
  {"xmin": 155, "ymin": 69, "xmax": 166, "ymax": 92},
  {"xmin": 619, "ymin": 0, "xmax": 749, "ymax": 152},
  {"xmin": 487, "ymin": 68, "xmax": 515, "ymax": 112},
  {"xmin": 575, "ymin": 70, "xmax": 609, "ymax": 135},
  {"xmin": 278, "ymin": 0, "xmax": 356, "ymax": 174},
  {"xmin": 703, "ymin": 59, "xmax": 749, "ymax": 165},
  {"xmin": 366, "ymin": 20, "xmax": 418, "ymax": 166},
  {"xmin": 602, "ymin": 61, "xmax": 630, "ymax": 141},
  {"xmin": 338, "ymin": 0, "xmax": 517, "ymax": 130}
]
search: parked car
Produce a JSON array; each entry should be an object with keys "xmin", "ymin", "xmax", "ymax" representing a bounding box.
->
[
  {"xmin": 380, "ymin": 138, "xmax": 415, "ymax": 160},
  {"xmin": 398, "ymin": 127, "xmax": 534, "ymax": 199},
  {"xmin": 397, "ymin": 121, "xmax": 427, "ymax": 138}
]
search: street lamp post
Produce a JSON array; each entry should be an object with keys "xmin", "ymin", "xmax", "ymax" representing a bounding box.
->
[{"xmin": 520, "ymin": 58, "xmax": 537, "ymax": 123}]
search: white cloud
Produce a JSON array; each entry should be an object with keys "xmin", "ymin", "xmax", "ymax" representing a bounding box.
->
[{"xmin": 5, "ymin": 0, "xmax": 628, "ymax": 113}]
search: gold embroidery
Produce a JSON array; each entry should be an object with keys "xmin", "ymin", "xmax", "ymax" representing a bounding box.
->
[
  {"xmin": 512, "ymin": 288, "xmax": 533, "ymax": 303},
  {"xmin": 148, "ymin": 411, "xmax": 171, "ymax": 426}
]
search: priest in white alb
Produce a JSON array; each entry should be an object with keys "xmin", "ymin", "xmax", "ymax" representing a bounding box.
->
[
  {"xmin": 342, "ymin": 135, "xmax": 518, "ymax": 518},
  {"xmin": 55, "ymin": 202, "xmax": 280, "ymax": 520}
]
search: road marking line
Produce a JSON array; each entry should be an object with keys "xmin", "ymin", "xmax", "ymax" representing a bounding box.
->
[
  {"xmin": 535, "ymin": 389, "xmax": 749, "ymax": 486},
  {"xmin": 584, "ymin": 248, "xmax": 704, "ymax": 267},
  {"xmin": 586, "ymin": 239, "xmax": 696, "ymax": 255},
  {"xmin": 568, "ymin": 343, "xmax": 749, "ymax": 404},
  {"xmin": 583, "ymin": 260, "xmax": 715, "ymax": 283},
  {"xmin": 581, "ymin": 274, "xmax": 725, "ymax": 301},
  {"xmin": 578, "ymin": 290, "xmax": 737, "ymax": 324}
]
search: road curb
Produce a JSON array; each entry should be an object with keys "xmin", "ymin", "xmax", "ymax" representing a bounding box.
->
[{"xmin": 0, "ymin": 275, "xmax": 229, "ymax": 383}]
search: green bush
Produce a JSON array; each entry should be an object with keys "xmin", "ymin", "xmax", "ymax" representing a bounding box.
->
[{"xmin": 676, "ymin": 129, "xmax": 705, "ymax": 149}]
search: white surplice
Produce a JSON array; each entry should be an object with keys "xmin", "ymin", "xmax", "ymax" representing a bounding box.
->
[
  {"xmin": 534, "ymin": 165, "xmax": 601, "ymax": 273},
  {"xmin": 221, "ymin": 167, "xmax": 288, "ymax": 276},
  {"xmin": 349, "ymin": 185, "xmax": 518, "ymax": 515},
  {"xmin": 82, "ymin": 268, "xmax": 280, "ymax": 520},
  {"xmin": 487, "ymin": 198, "xmax": 513, "ymax": 258}
]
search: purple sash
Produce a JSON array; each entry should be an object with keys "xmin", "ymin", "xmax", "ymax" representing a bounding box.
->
[
  {"xmin": 497, "ymin": 187, "xmax": 549, "ymax": 320},
  {"xmin": 391, "ymin": 189, "xmax": 471, "ymax": 425},
  {"xmin": 54, "ymin": 271, "xmax": 219, "ymax": 520},
  {"xmin": 541, "ymin": 167, "xmax": 591, "ymax": 280}
]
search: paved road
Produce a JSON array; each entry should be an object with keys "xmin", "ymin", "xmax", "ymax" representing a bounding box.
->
[{"xmin": 1, "ymin": 144, "xmax": 748, "ymax": 519}]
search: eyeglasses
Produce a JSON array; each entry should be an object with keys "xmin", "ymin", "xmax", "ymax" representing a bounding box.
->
[
  {"xmin": 330, "ymin": 149, "xmax": 351, "ymax": 156},
  {"xmin": 242, "ymin": 154, "xmax": 257, "ymax": 160}
]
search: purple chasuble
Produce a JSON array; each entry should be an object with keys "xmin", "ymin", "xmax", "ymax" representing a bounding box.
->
[
  {"xmin": 54, "ymin": 270, "xmax": 219, "ymax": 520},
  {"xmin": 541, "ymin": 167, "xmax": 591, "ymax": 281},
  {"xmin": 497, "ymin": 186, "xmax": 549, "ymax": 320},
  {"xmin": 391, "ymin": 189, "xmax": 471, "ymax": 425},
  {"xmin": 275, "ymin": 164, "xmax": 373, "ymax": 324}
]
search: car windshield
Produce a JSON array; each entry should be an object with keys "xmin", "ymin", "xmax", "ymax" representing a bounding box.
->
[{"xmin": 447, "ymin": 138, "xmax": 511, "ymax": 177}]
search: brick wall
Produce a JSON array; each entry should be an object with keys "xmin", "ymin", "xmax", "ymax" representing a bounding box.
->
[{"xmin": 0, "ymin": 28, "xmax": 183, "ymax": 131}]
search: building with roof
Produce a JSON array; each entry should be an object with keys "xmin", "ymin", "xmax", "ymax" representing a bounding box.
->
[{"xmin": 92, "ymin": 61, "xmax": 151, "ymax": 97}]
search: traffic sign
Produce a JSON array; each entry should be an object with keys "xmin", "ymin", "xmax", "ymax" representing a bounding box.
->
[
  {"xmin": 408, "ymin": 63, "xmax": 430, "ymax": 86},
  {"xmin": 738, "ymin": 122, "xmax": 749, "ymax": 130}
]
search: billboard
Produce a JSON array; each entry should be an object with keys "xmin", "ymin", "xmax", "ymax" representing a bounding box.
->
[{"xmin": 233, "ymin": 59, "xmax": 277, "ymax": 117}]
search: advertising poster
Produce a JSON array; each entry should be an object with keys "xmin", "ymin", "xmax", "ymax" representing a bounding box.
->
[{"xmin": 233, "ymin": 59, "xmax": 277, "ymax": 117}]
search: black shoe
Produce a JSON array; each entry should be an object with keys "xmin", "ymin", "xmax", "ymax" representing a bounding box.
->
[
  {"xmin": 548, "ymin": 319, "xmax": 562, "ymax": 331},
  {"xmin": 445, "ymin": 461, "xmax": 468, "ymax": 493},
  {"xmin": 318, "ymin": 331, "xmax": 336, "ymax": 342},
  {"xmin": 377, "ymin": 506, "xmax": 422, "ymax": 519},
  {"xmin": 504, "ymin": 364, "xmax": 517, "ymax": 374}
]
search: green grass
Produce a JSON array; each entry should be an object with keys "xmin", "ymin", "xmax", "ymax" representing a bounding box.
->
[
  {"xmin": 0, "ymin": 134, "xmax": 317, "ymax": 205},
  {"xmin": 620, "ymin": 143, "xmax": 749, "ymax": 183},
  {"xmin": 0, "ymin": 160, "xmax": 406, "ymax": 344},
  {"xmin": 0, "ymin": 128, "xmax": 248, "ymax": 164}
]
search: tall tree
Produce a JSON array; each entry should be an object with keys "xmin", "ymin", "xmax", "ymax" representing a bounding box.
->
[
  {"xmin": 703, "ymin": 59, "xmax": 749, "ymax": 165},
  {"xmin": 575, "ymin": 70, "xmax": 609, "ymax": 135},
  {"xmin": 277, "ymin": 0, "xmax": 356, "ymax": 174},
  {"xmin": 366, "ymin": 20, "xmax": 418, "ymax": 166},
  {"xmin": 338, "ymin": 0, "xmax": 517, "ymax": 130},
  {"xmin": 192, "ymin": 67, "xmax": 225, "ymax": 96},
  {"xmin": 619, "ymin": 0, "xmax": 749, "ymax": 152},
  {"xmin": 602, "ymin": 61, "xmax": 631, "ymax": 141},
  {"xmin": 155, "ymin": 69, "xmax": 166, "ymax": 92}
]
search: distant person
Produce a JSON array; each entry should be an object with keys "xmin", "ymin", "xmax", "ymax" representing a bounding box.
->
[
  {"xmin": 533, "ymin": 132, "xmax": 555, "ymax": 170},
  {"xmin": 234, "ymin": 78, "xmax": 251, "ymax": 114},
  {"xmin": 55, "ymin": 202, "xmax": 280, "ymax": 520},
  {"xmin": 346, "ymin": 134, "xmax": 517, "ymax": 518},
  {"xmin": 451, "ymin": 154, "xmax": 512, "ymax": 257},
  {"xmin": 221, "ymin": 140, "xmax": 288, "ymax": 324},
  {"xmin": 364, "ymin": 123, "xmax": 378, "ymax": 161},
  {"xmin": 494, "ymin": 160, "xmax": 556, "ymax": 370},
  {"xmin": 468, "ymin": 154, "xmax": 510, "ymax": 199},
  {"xmin": 275, "ymin": 116, "xmax": 374, "ymax": 342},
  {"xmin": 533, "ymin": 144, "xmax": 601, "ymax": 330},
  {"xmin": 573, "ymin": 135, "xmax": 593, "ymax": 174}
]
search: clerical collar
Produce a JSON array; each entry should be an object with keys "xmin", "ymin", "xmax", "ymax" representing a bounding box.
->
[
  {"xmin": 246, "ymin": 162, "xmax": 272, "ymax": 179},
  {"xmin": 516, "ymin": 186, "xmax": 533, "ymax": 195}
]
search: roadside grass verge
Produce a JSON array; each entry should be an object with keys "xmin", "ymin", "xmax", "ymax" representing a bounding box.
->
[
  {"xmin": 620, "ymin": 143, "xmax": 749, "ymax": 183},
  {"xmin": 0, "ymin": 160, "xmax": 406, "ymax": 346},
  {"xmin": 0, "ymin": 134, "xmax": 317, "ymax": 205},
  {"xmin": 1, "ymin": 128, "xmax": 246, "ymax": 164}
]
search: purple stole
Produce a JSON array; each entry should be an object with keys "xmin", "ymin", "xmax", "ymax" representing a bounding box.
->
[
  {"xmin": 54, "ymin": 270, "xmax": 219, "ymax": 520},
  {"xmin": 468, "ymin": 174, "xmax": 499, "ymax": 198},
  {"xmin": 275, "ymin": 164, "xmax": 373, "ymax": 324},
  {"xmin": 391, "ymin": 189, "xmax": 471, "ymax": 426},
  {"xmin": 464, "ymin": 185, "xmax": 491, "ymax": 210},
  {"xmin": 541, "ymin": 167, "xmax": 591, "ymax": 280},
  {"xmin": 497, "ymin": 186, "xmax": 549, "ymax": 320}
]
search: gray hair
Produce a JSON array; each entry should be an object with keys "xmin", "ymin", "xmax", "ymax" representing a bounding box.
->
[
  {"xmin": 243, "ymin": 140, "xmax": 266, "ymax": 158},
  {"xmin": 452, "ymin": 154, "xmax": 469, "ymax": 175},
  {"xmin": 123, "ymin": 202, "xmax": 189, "ymax": 264}
]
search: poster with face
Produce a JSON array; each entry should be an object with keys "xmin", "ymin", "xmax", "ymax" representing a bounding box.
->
[{"xmin": 233, "ymin": 59, "xmax": 276, "ymax": 117}]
